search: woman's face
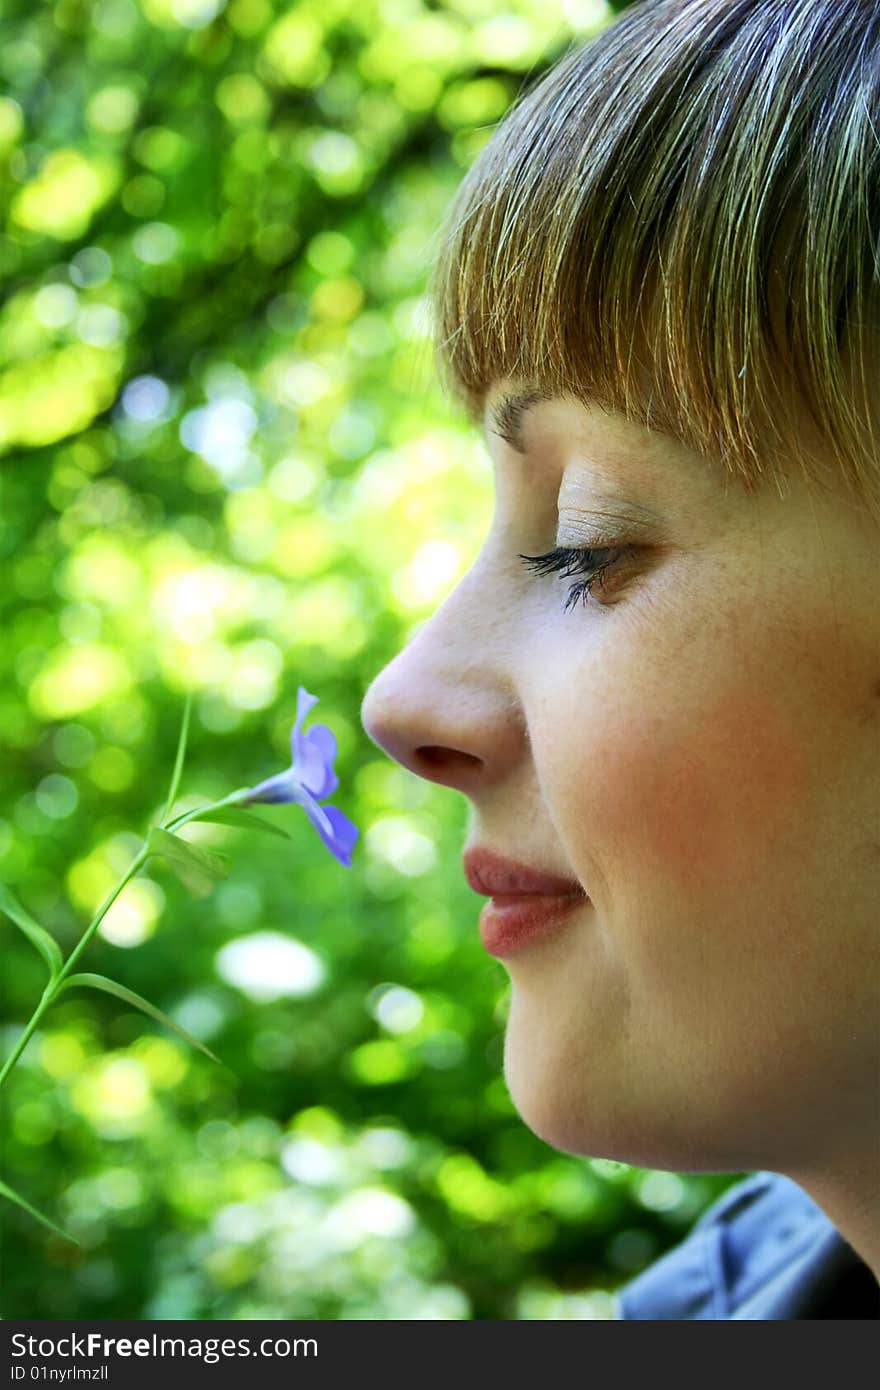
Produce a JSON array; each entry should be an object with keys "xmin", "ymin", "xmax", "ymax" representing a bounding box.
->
[{"xmin": 360, "ymin": 383, "xmax": 880, "ymax": 1177}]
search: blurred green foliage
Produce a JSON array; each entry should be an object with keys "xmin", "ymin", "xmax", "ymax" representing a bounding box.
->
[{"xmin": 0, "ymin": 0, "xmax": 741, "ymax": 1319}]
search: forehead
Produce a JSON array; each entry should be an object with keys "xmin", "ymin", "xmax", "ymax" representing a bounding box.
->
[
  {"xmin": 482, "ymin": 380, "xmax": 732, "ymax": 498},
  {"xmin": 484, "ymin": 368, "xmax": 701, "ymax": 457}
]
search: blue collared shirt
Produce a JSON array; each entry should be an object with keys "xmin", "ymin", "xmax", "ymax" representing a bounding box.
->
[{"xmin": 616, "ymin": 1171, "xmax": 880, "ymax": 1319}]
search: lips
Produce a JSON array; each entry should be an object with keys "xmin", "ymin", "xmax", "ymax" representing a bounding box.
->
[
  {"xmin": 462, "ymin": 846, "xmax": 585, "ymax": 898},
  {"xmin": 463, "ymin": 848, "xmax": 588, "ymax": 959}
]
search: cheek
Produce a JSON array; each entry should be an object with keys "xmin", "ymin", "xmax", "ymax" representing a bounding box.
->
[{"xmin": 584, "ymin": 683, "xmax": 808, "ymax": 897}]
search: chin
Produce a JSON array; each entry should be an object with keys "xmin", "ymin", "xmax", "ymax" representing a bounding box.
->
[
  {"xmin": 501, "ymin": 1010, "xmax": 755, "ymax": 1172},
  {"xmin": 502, "ymin": 1016, "xmax": 622, "ymax": 1159},
  {"xmin": 505, "ymin": 1073, "xmax": 648, "ymax": 1165},
  {"xmin": 505, "ymin": 1066, "xmax": 696, "ymax": 1168}
]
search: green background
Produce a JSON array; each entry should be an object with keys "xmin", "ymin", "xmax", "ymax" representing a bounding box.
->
[{"xmin": 0, "ymin": 0, "xmax": 742, "ymax": 1319}]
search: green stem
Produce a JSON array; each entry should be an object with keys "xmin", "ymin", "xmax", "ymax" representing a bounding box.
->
[
  {"xmin": 0, "ymin": 980, "xmax": 56, "ymax": 1093},
  {"xmin": 0, "ymin": 844, "xmax": 150, "ymax": 1092},
  {"xmin": 162, "ymin": 788, "xmax": 251, "ymax": 834},
  {"xmin": 60, "ymin": 846, "xmax": 150, "ymax": 984},
  {"xmin": 0, "ymin": 784, "xmax": 250, "ymax": 1093}
]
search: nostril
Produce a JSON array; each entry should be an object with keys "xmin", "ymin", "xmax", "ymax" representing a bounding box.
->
[{"xmin": 416, "ymin": 746, "xmax": 480, "ymax": 774}]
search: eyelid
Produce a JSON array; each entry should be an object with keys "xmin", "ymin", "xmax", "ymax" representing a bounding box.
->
[
  {"xmin": 556, "ymin": 509, "xmax": 661, "ymax": 548},
  {"xmin": 519, "ymin": 545, "xmax": 624, "ymax": 575},
  {"xmin": 553, "ymin": 483, "xmax": 624, "ymax": 527},
  {"xmin": 518, "ymin": 543, "xmax": 637, "ymax": 612}
]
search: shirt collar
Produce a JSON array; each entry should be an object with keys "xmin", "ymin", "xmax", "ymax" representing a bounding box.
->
[{"xmin": 617, "ymin": 1172, "xmax": 879, "ymax": 1320}]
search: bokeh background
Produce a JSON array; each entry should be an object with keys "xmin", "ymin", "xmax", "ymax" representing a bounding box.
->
[{"xmin": 0, "ymin": 0, "xmax": 744, "ymax": 1319}]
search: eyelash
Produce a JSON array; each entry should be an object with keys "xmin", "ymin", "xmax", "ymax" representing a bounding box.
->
[{"xmin": 517, "ymin": 545, "xmax": 634, "ymax": 612}]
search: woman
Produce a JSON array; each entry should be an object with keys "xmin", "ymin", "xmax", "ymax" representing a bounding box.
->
[{"xmin": 360, "ymin": 0, "xmax": 880, "ymax": 1318}]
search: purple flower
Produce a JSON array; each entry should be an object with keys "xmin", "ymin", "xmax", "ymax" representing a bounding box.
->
[{"xmin": 242, "ymin": 687, "xmax": 359, "ymax": 868}]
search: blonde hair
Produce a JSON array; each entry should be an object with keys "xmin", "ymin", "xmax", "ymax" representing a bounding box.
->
[{"xmin": 430, "ymin": 0, "xmax": 880, "ymax": 521}]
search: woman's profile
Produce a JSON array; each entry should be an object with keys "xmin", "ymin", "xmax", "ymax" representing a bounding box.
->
[{"xmin": 360, "ymin": 0, "xmax": 880, "ymax": 1319}]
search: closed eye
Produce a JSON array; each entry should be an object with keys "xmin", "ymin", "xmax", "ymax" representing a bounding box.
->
[{"xmin": 518, "ymin": 545, "xmax": 636, "ymax": 612}]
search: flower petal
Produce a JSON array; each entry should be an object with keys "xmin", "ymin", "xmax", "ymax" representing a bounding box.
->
[
  {"xmin": 304, "ymin": 801, "xmax": 359, "ymax": 868},
  {"xmin": 297, "ymin": 789, "xmax": 334, "ymax": 837},
  {"xmin": 293, "ymin": 686, "xmax": 320, "ymax": 743},
  {"xmin": 244, "ymin": 769, "xmax": 304, "ymax": 805},
  {"xmin": 291, "ymin": 728, "xmax": 331, "ymax": 797},
  {"xmin": 296, "ymin": 725, "xmax": 338, "ymax": 798},
  {"xmin": 305, "ymin": 721, "xmax": 337, "ymax": 769}
]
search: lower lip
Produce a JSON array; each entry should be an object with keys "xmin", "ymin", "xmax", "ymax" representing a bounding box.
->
[{"xmin": 478, "ymin": 892, "xmax": 587, "ymax": 958}]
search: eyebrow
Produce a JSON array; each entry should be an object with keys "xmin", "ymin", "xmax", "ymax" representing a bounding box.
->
[
  {"xmin": 488, "ymin": 387, "xmax": 555, "ymax": 454},
  {"xmin": 489, "ymin": 383, "xmax": 703, "ymax": 503}
]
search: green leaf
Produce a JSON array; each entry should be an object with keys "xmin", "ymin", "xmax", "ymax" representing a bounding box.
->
[
  {"xmin": 190, "ymin": 806, "xmax": 291, "ymax": 840},
  {"xmin": 0, "ymin": 883, "xmax": 63, "ymax": 981},
  {"xmin": 0, "ymin": 1177, "xmax": 78, "ymax": 1243},
  {"xmin": 146, "ymin": 826, "xmax": 231, "ymax": 898},
  {"xmin": 161, "ymin": 692, "xmax": 193, "ymax": 823},
  {"xmin": 60, "ymin": 972, "xmax": 221, "ymax": 1063}
]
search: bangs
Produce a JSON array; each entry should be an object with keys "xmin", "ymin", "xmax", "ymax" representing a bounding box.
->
[{"xmin": 430, "ymin": 0, "xmax": 880, "ymax": 518}]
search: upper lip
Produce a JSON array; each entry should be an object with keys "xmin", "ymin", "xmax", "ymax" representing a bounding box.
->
[{"xmin": 462, "ymin": 846, "xmax": 586, "ymax": 898}]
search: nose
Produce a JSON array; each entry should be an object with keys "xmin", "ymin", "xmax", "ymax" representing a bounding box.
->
[{"xmin": 360, "ymin": 567, "xmax": 527, "ymax": 793}]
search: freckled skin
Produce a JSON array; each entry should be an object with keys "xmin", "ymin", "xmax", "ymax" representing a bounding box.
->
[
  {"xmin": 360, "ymin": 388, "xmax": 880, "ymax": 1268},
  {"xmin": 599, "ymin": 686, "xmax": 806, "ymax": 896}
]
